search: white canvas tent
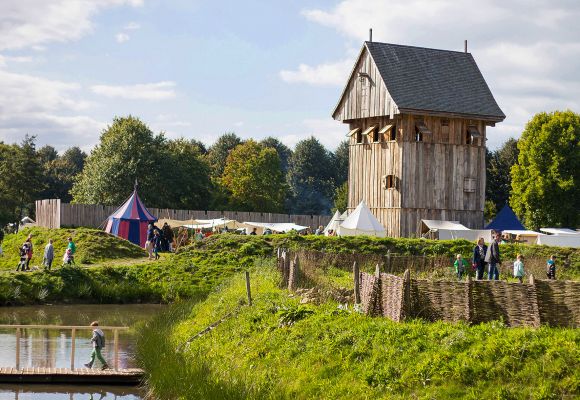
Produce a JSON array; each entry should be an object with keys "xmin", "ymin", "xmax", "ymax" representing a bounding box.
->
[
  {"xmin": 421, "ymin": 220, "xmax": 492, "ymax": 241},
  {"xmin": 337, "ymin": 201, "xmax": 386, "ymax": 237},
  {"xmin": 537, "ymin": 234, "xmax": 580, "ymax": 248},
  {"xmin": 540, "ymin": 228, "xmax": 580, "ymax": 235},
  {"xmin": 324, "ymin": 210, "xmax": 344, "ymax": 235},
  {"xmin": 502, "ymin": 229, "xmax": 544, "ymax": 245},
  {"xmin": 242, "ymin": 222, "xmax": 308, "ymax": 235},
  {"xmin": 183, "ymin": 218, "xmax": 240, "ymax": 231}
]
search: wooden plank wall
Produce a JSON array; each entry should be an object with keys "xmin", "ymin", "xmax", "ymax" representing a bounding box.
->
[
  {"xmin": 35, "ymin": 202, "xmax": 332, "ymax": 230},
  {"xmin": 35, "ymin": 199, "xmax": 61, "ymax": 229},
  {"xmin": 347, "ymin": 114, "xmax": 487, "ymax": 237},
  {"xmin": 333, "ymin": 47, "xmax": 398, "ymax": 121}
]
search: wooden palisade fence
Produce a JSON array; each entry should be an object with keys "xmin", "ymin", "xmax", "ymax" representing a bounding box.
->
[{"xmin": 36, "ymin": 199, "xmax": 332, "ymax": 230}]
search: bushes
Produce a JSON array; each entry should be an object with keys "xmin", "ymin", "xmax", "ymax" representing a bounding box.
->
[{"xmin": 137, "ymin": 267, "xmax": 580, "ymax": 399}]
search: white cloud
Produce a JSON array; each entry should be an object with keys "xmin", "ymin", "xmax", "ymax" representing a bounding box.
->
[
  {"xmin": 0, "ymin": 0, "xmax": 144, "ymax": 51},
  {"xmin": 0, "ymin": 68, "xmax": 103, "ymax": 150},
  {"xmin": 91, "ymin": 81, "xmax": 177, "ymax": 100},
  {"xmin": 293, "ymin": 0, "xmax": 580, "ymax": 148},
  {"xmin": 280, "ymin": 59, "xmax": 352, "ymax": 87},
  {"xmin": 234, "ymin": 121, "xmax": 244, "ymax": 127},
  {"xmin": 123, "ymin": 21, "xmax": 141, "ymax": 30},
  {"xmin": 116, "ymin": 32, "xmax": 130, "ymax": 43}
]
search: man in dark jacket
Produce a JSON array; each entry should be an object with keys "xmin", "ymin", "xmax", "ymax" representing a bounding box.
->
[
  {"xmin": 472, "ymin": 237, "xmax": 488, "ymax": 280},
  {"xmin": 485, "ymin": 232, "xmax": 501, "ymax": 280}
]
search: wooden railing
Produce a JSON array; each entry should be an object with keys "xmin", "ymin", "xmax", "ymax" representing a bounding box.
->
[{"xmin": 0, "ymin": 325, "xmax": 130, "ymax": 371}]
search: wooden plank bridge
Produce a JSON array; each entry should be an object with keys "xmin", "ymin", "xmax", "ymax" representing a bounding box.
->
[{"xmin": 0, "ymin": 324, "xmax": 144, "ymax": 385}]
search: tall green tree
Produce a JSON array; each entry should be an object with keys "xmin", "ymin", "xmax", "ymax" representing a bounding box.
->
[
  {"xmin": 332, "ymin": 181, "xmax": 348, "ymax": 214},
  {"xmin": 40, "ymin": 146, "xmax": 87, "ymax": 201},
  {"xmin": 486, "ymin": 138, "xmax": 519, "ymax": 210},
  {"xmin": 261, "ymin": 137, "xmax": 292, "ymax": 173},
  {"xmin": 71, "ymin": 116, "xmax": 167, "ymax": 206},
  {"xmin": 0, "ymin": 136, "xmax": 44, "ymax": 226},
  {"xmin": 206, "ymin": 133, "xmax": 243, "ymax": 178},
  {"xmin": 286, "ymin": 136, "xmax": 335, "ymax": 214},
  {"xmin": 164, "ymin": 138, "xmax": 212, "ymax": 209},
  {"xmin": 221, "ymin": 140, "xmax": 286, "ymax": 212},
  {"xmin": 333, "ymin": 140, "xmax": 349, "ymax": 187},
  {"xmin": 510, "ymin": 111, "xmax": 580, "ymax": 229}
]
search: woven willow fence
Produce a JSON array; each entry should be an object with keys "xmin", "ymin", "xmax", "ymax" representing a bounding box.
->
[{"xmin": 276, "ymin": 249, "xmax": 580, "ymax": 328}]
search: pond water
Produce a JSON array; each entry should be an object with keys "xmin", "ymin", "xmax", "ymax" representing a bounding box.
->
[{"xmin": 0, "ymin": 304, "xmax": 166, "ymax": 400}]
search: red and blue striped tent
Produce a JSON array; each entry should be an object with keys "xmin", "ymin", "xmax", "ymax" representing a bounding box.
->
[{"xmin": 104, "ymin": 189, "xmax": 157, "ymax": 247}]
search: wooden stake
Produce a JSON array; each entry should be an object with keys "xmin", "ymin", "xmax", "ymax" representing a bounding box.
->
[
  {"xmin": 245, "ymin": 271, "xmax": 252, "ymax": 306},
  {"xmin": 70, "ymin": 328, "xmax": 76, "ymax": 370},
  {"xmin": 114, "ymin": 329, "xmax": 119, "ymax": 371},
  {"xmin": 353, "ymin": 261, "xmax": 360, "ymax": 304},
  {"xmin": 15, "ymin": 328, "xmax": 20, "ymax": 371}
]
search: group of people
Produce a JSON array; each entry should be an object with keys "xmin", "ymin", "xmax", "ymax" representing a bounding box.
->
[
  {"xmin": 145, "ymin": 222, "xmax": 175, "ymax": 260},
  {"xmin": 16, "ymin": 235, "xmax": 76, "ymax": 271},
  {"xmin": 453, "ymin": 231, "xmax": 558, "ymax": 282}
]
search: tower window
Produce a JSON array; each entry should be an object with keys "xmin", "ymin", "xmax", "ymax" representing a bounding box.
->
[
  {"xmin": 464, "ymin": 177, "xmax": 476, "ymax": 193},
  {"xmin": 347, "ymin": 128, "xmax": 362, "ymax": 144},
  {"xmin": 441, "ymin": 119, "xmax": 450, "ymax": 142},
  {"xmin": 415, "ymin": 121, "xmax": 431, "ymax": 142},
  {"xmin": 362, "ymin": 125, "xmax": 378, "ymax": 143},
  {"xmin": 382, "ymin": 174, "xmax": 396, "ymax": 190},
  {"xmin": 466, "ymin": 126, "xmax": 481, "ymax": 145},
  {"xmin": 379, "ymin": 124, "xmax": 396, "ymax": 141}
]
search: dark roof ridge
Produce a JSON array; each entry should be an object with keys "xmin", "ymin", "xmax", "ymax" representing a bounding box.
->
[{"xmin": 365, "ymin": 41, "xmax": 470, "ymax": 55}]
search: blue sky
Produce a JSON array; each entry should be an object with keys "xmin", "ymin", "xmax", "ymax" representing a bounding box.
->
[{"xmin": 0, "ymin": 0, "xmax": 578, "ymax": 152}]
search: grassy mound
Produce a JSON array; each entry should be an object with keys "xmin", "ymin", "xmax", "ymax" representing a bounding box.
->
[
  {"xmin": 0, "ymin": 227, "xmax": 146, "ymax": 269},
  {"xmin": 137, "ymin": 267, "xmax": 580, "ymax": 400},
  {"xmin": 0, "ymin": 234, "xmax": 270, "ymax": 305}
]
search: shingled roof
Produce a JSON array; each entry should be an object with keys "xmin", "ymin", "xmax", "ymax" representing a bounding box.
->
[{"xmin": 348, "ymin": 42, "xmax": 505, "ymax": 121}]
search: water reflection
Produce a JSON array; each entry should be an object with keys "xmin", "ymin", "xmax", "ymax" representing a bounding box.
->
[
  {"xmin": 0, "ymin": 384, "xmax": 143, "ymax": 400},
  {"xmin": 0, "ymin": 304, "xmax": 165, "ymax": 399}
]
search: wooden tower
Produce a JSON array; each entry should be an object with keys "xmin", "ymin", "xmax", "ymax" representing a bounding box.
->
[{"xmin": 333, "ymin": 41, "xmax": 505, "ymax": 237}]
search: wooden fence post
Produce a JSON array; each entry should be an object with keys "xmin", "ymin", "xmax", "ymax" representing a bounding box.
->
[
  {"xmin": 386, "ymin": 251, "xmax": 391, "ymax": 273},
  {"xmin": 245, "ymin": 271, "xmax": 252, "ymax": 306},
  {"xmin": 466, "ymin": 275, "xmax": 473, "ymax": 324},
  {"xmin": 114, "ymin": 329, "xmax": 119, "ymax": 371},
  {"xmin": 15, "ymin": 328, "xmax": 20, "ymax": 371},
  {"xmin": 528, "ymin": 274, "xmax": 541, "ymax": 327},
  {"xmin": 375, "ymin": 263, "xmax": 381, "ymax": 277},
  {"xmin": 70, "ymin": 328, "xmax": 76, "ymax": 370},
  {"xmin": 353, "ymin": 261, "xmax": 360, "ymax": 304},
  {"xmin": 402, "ymin": 269, "xmax": 411, "ymax": 321}
]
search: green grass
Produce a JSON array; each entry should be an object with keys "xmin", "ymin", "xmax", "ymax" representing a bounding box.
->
[
  {"xmin": 137, "ymin": 265, "xmax": 580, "ymax": 400},
  {"xmin": 0, "ymin": 227, "xmax": 146, "ymax": 269}
]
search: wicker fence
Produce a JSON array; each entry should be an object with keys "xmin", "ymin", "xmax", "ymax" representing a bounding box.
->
[
  {"xmin": 35, "ymin": 199, "xmax": 332, "ymax": 230},
  {"xmin": 276, "ymin": 250, "xmax": 580, "ymax": 328}
]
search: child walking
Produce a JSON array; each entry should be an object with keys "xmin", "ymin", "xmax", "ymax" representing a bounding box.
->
[
  {"xmin": 84, "ymin": 321, "xmax": 109, "ymax": 370},
  {"xmin": 546, "ymin": 255, "xmax": 556, "ymax": 280},
  {"xmin": 16, "ymin": 242, "xmax": 30, "ymax": 271},
  {"xmin": 513, "ymin": 254, "xmax": 525, "ymax": 283},
  {"xmin": 454, "ymin": 254, "xmax": 468, "ymax": 280}
]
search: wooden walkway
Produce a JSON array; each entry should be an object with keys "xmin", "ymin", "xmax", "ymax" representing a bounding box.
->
[{"xmin": 0, "ymin": 367, "xmax": 144, "ymax": 385}]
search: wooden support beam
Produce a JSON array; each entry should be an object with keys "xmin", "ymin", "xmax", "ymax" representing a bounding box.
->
[
  {"xmin": 353, "ymin": 261, "xmax": 360, "ymax": 304},
  {"xmin": 70, "ymin": 328, "xmax": 76, "ymax": 370},
  {"xmin": 114, "ymin": 329, "xmax": 119, "ymax": 371},
  {"xmin": 15, "ymin": 328, "xmax": 20, "ymax": 371},
  {"xmin": 245, "ymin": 271, "xmax": 252, "ymax": 306}
]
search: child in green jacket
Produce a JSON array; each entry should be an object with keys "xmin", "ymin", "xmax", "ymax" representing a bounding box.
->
[{"xmin": 454, "ymin": 254, "xmax": 469, "ymax": 280}]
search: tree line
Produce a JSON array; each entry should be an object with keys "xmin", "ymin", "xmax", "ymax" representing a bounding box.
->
[{"xmin": 0, "ymin": 111, "xmax": 577, "ymax": 230}]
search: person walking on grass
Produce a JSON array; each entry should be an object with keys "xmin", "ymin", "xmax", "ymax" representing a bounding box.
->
[
  {"xmin": 43, "ymin": 239, "xmax": 54, "ymax": 271},
  {"xmin": 67, "ymin": 237, "xmax": 76, "ymax": 256},
  {"xmin": 513, "ymin": 254, "xmax": 525, "ymax": 283},
  {"xmin": 16, "ymin": 241, "xmax": 30, "ymax": 271},
  {"xmin": 153, "ymin": 230, "xmax": 162, "ymax": 260},
  {"xmin": 546, "ymin": 255, "xmax": 557, "ymax": 280},
  {"xmin": 454, "ymin": 254, "xmax": 468, "ymax": 280},
  {"xmin": 146, "ymin": 223, "xmax": 155, "ymax": 260},
  {"xmin": 472, "ymin": 237, "xmax": 487, "ymax": 280},
  {"xmin": 25, "ymin": 234, "xmax": 33, "ymax": 270},
  {"xmin": 84, "ymin": 321, "xmax": 109, "ymax": 370},
  {"xmin": 485, "ymin": 231, "xmax": 501, "ymax": 280}
]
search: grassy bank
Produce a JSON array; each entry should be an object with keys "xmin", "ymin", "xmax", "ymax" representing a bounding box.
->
[
  {"xmin": 1, "ymin": 231, "xmax": 578, "ymax": 304},
  {"xmin": 0, "ymin": 227, "xmax": 145, "ymax": 269},
  {"xmin": 137, "ymin": 266, "xmax": 580, "ymax": 400}
]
